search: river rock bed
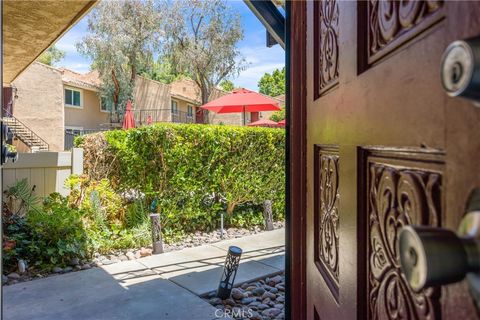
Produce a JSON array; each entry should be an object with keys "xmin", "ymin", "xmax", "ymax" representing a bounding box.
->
[
  {"xmin": 205, "ymin": 273, "xmax": 285, "ymax": 320},
  {"xmin": 3, "ymin": 221, "xmax": 284, "ymax": 286}
]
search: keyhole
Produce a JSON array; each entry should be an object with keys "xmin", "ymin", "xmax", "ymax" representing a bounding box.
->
[
  {"xmin": 406, "ymin": 247, "xmax": 418, "ymax": 267},
  {"xmin": 451, "ymin": 62, "xmax": 463, "ymax": 84}
]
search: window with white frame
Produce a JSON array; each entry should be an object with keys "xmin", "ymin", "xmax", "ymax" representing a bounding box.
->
[
  {"xmin": 65, "ymin": 88, "xmax": 82, "ymax": 108},
  {"xmin": 187, "ymin": 105, "xmax": 193, "ymax": 117},
  {"xmin": 171, "ymin": 100, "xmax": 178, "ymax": 114}
]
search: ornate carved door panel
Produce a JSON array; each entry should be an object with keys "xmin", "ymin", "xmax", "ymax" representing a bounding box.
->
[{"xmin": 302, "ymin": 1, "xmax": 480, "ymax": 319}]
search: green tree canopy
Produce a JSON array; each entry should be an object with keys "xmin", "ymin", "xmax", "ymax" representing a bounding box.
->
[
  {"xmin": 162, "ymin": 0, "xmax": 247, "ymax": 104},
  {"xmin": 139, "ymin": 54, "xmax": 182, "ymax": 84},
  {"xmin": 219, "ymin": 80, "xmax": 235, "ymax": 92},
  {"xmin": 258, "ymin": 67, "xmax": 285, "ymax": 97},
  {"xmin": 37, "ymin": 46, "xmax": 65, "ymax": 66},
  {"xmin": 269, "ymin": 107, "xmax": 285, "ymax": 122},
  {"xmin": 76, "ymin": 0, "xmax": 163, "ymax": 111}
]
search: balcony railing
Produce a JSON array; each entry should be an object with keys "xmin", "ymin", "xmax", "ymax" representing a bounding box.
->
[
  {"xmin": 109, "ymin": 109, "xmax": 208, "ymax": 125},
  {"xmin": 64, "ymin": 128, "xmax": 108, "ymax": 150}
]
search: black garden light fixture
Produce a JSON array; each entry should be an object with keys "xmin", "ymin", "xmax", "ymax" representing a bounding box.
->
[{"xmin": 217, "ymin": 246, "xmax": 243, "ymax": 299}]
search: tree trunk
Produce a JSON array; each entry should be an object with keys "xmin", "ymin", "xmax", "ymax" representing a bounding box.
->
[{"xmin": 111, "ymin": 69, "xmax": 120, "ymax": 110}]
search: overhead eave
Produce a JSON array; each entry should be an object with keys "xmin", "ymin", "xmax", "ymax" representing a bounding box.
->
[
  {"xmin": 3, "ymin": 0, "xmax": 98, "ymax": 85},
  {"xmin": 244, "ymin": 0, "xmax": 285, "ymax": 49}
]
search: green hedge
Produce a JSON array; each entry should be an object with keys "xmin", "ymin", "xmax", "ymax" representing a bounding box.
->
[{"xmin": 77, "ymin": 123, "xmax": 285, "ymax": 233}]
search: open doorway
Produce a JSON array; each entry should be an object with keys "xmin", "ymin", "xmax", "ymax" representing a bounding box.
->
[{"xmin": 2, "ymin": 1, "xmax": 288, "ymax": 319}]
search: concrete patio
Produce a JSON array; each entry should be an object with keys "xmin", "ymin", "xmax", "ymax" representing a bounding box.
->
[{"xmin": 3, "ymin": 229, "xmax": 285, "ymax": 320}]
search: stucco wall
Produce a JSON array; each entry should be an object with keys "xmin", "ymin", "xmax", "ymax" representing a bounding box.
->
[
  {"xmin": 173, "ymin": 98, "xmax": 194, "ymax": 114},
  {"xmin": 134, "ymin": 76, "xmax": 170, "ymax": 110},
  {"xmin": 134, "ymin": 77, "xmax": 249, "ymax": 126},
  {"xmin": 171, "ymin": 78, "xmax": 201, "ymax": 103},
  {"xmin": 12, "ymin": 63, "xmax": 64, "ymax": 151},
  {"xmin": 64, "ymin": 87, "xmax": 108, "ymax": 130},
  {"xmin": 208, "ymin": 112, "xmax": 251, "ymax": 126}
]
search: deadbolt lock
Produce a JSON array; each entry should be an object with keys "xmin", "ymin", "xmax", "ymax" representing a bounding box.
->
[
  {"xmin": 399, "ymin": 188, "xmax": 480, "ymax": 308},
  {"xmin": 441, "ymin": 36, "xmax": 480, "ymax": 104}
]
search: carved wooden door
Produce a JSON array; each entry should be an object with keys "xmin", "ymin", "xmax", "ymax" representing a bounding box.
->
[{"xmin": 303, "ymin": 1, "xmax": 480, "ymax": 319}]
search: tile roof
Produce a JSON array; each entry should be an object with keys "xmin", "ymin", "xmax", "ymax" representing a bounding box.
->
[{"xmin": 59, "ymin": 67, "xmax": 101, "ymax": 90}]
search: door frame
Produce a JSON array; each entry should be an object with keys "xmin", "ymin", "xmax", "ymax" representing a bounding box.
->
[
  {"xmin": 1, "ymin": 1, "xmax": 4, "ymax": 317},
  {"xmin": 286, "ymin": 1, "xmax": 307, "ymax": 319}
]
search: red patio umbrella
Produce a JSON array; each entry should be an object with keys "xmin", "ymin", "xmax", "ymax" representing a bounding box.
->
[
  {"xmin": 122, "ymin": 100, "xmax": 135, "ymax": 130},
  {"xmin": 247, "ymin": 119, "xmax": 279, "ymax": 128},
  {"xmin": 200, "ymin": 88, "xmax": 281, "ymax": 125}
]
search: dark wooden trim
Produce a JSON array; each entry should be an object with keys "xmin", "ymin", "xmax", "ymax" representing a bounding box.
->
[
  {"xmin": 357, "ymin": 1, "xmax": 444, "ymax": 74},
  {"xmin": 313, "ymin": 145, "xmax": 340, "ymax": 303},
  {"xmin": 356, "ymin": 147, "xmax": 369, "ymax": 320},
  {"xmin": 356, "ymin": 0, "xmax": 369, "ymax": 74},
  {"xmin": 313, "ymin": 0, "xmax": 339, "ymax": 99},
  {"xmin": 286, "ymin": 1, "xmax": 307, "ymax": 319},
  {"xmin": 357, "ymin": 146, "xmax": 444, "ymax": 320},
  {"xmin": 313, "ymin": 0, "xmax": 320, "ymax": 99}
]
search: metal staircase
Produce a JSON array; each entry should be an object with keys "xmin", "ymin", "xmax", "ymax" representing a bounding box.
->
[{"xmin": 2, "ymin": 116, "xmax": 49, "ymax": 151}]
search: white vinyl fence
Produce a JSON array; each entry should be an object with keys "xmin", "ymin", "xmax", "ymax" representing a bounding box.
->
[{"xmin": 3, "ymin": 148, "xmax": 83, "ymax": 197}]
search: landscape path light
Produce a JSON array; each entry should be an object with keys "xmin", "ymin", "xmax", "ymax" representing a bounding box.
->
[{"xmin": 217, "ymin": 246, "xmax": 242, "ymax": 299}]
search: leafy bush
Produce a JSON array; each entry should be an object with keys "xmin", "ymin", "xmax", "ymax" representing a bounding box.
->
[
  {"xmin": 2, "ymin": 209, "xmax": 33, "ymax": 272},
  {"xmin": 26, "ymin": 193, "xmax": 89, "ymax": 269},
  {"xmin": 77, "ymin": 124, "xmax": 285, "ymax": 233},
  {"xmin": 65, "ymin": 175, "xmax": 151, "ymax": 253},
  {"xmin": 66, "ymin": 175, "xmax": 125, "ymax": 224},
  {"xmin": 4, "ymin": 178, "xmax": 41, "ymax": 216},
  {"xmin": 269, "ymin": 107, "xmax": 285, "ymax": 122}
]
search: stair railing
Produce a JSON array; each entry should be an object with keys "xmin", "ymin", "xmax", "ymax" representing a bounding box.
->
[{"xmin": 2, "ymin": 110, "xmax": 49, "ymax": 150}]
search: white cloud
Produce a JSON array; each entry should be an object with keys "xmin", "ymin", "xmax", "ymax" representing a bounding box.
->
[
  {"xmin": 56, "ymin": 42, "xmax": 78, "ymax": 55},
  {"xmin": 233, "ymin": 44, "xmax": 285, "ymax": 90}
]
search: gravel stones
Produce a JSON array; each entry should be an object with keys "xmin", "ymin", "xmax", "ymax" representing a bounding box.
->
[
  {"xmin": 205, "ymin": 273, "xmax": 285, "ymax": 319},
  {"xmin": 5, "ymin": 223, "xmax": 285, "ymax": 288},
  {"xmin": 52, "ymin": 267, "xmax": 63, "ymax": 274}
]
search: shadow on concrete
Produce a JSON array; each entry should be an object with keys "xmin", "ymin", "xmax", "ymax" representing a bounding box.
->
[{"xmin": 3, "ymin": 246, "xmax": 285, "ymax": 320}]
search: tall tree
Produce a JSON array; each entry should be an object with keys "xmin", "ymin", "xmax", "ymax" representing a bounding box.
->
[
  {"xmin": 76, "ymin": 0, "xmax": 163, "ymax": 111},
  {"xmin": 162, "ymin": 0, "xmax": 246, "ymax": 104},
  {"xmin": 219, "ymin": 80, "xmax": 235, "ymax": 92},
  {"xmin": 139, "ymin": 54, "xmax": 182, "ymax": 84},
  {"xmin": 37, "ymin": 45, "xmax": 65, "ymax": 66},
  {"xmin": 258, "ymin": 67, "xmax": 285, "ymax": 97}
]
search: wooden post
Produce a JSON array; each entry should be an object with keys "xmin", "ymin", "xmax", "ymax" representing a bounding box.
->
[
  {"xmin": 150, "ymin": 213, "xmax": 164, "ymax": 254},
  {"xmin": 263, "ymin": 200, "xmax": 274, "ymax": 231}
]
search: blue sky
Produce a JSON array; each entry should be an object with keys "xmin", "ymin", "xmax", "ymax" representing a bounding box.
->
[{"xmin": 55, "ymin": 0, "xmax": 285, "ymax": 91}]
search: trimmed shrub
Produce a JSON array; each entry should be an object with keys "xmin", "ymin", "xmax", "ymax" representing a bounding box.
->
[{"xmin": 78, "ymin": 123, "xmax": 285, "ymax": 233}]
